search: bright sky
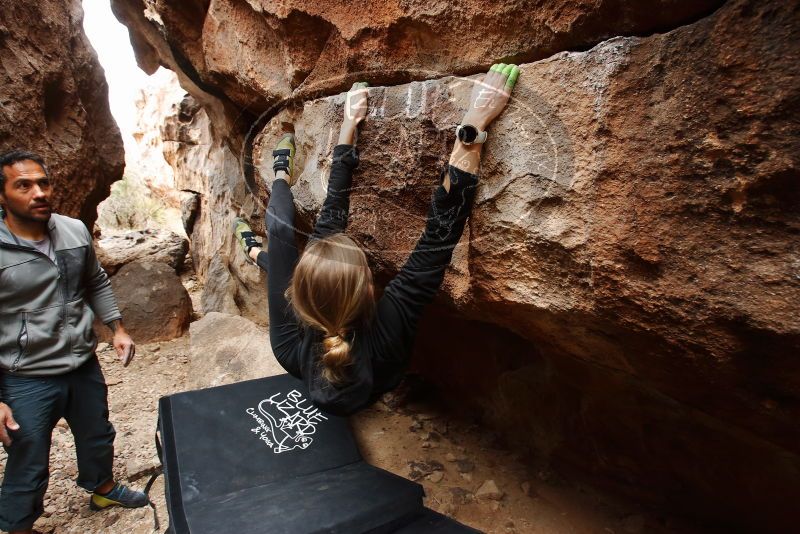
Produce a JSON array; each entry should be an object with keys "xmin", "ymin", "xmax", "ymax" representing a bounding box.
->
[{"xmin": 81, "ymin": 0, "xmax": 164, "ymax": 145}]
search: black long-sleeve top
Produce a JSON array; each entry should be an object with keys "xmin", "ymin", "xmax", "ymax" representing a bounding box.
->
[{"xmin": 267, "ymin": 144, "xmax": 479, "ymax": 415}]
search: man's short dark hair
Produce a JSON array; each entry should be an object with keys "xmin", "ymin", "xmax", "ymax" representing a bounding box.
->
[{"xmin": 0, "ymin": 149, "xmax": 50, "ymax": 192}]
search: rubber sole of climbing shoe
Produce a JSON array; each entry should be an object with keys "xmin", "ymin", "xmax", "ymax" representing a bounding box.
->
[{"xmin": 89, "ymin": 484, "xmax": 149, "ymax": 510}]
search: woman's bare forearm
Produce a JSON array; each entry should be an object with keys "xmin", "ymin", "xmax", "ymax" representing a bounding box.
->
[
  {"xmin": 447, "ymin": 142, "xmax": 482, "ymax": 191},
  {"xmin": 338, "ymin": 120, "xmax": 357, "ymax": 145}
]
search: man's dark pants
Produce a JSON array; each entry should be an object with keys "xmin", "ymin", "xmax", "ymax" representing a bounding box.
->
[{"xmin": 0, "ymin": 357, "xmax": 115, "ymax": 531}]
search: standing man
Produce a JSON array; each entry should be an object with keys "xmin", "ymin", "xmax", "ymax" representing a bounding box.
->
[{"xmin": 0, "ymin": 150, "xmax": 148, "ymax": 534}]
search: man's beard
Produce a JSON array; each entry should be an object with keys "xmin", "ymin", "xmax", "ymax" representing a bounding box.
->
[{"xmin": 9, "ymin": 202, "xmax": 52, "ymax": 222}]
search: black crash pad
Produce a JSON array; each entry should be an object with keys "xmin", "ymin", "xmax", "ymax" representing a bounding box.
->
[
  {"xmin": 185, "ymin": 462, "xmax": 424, "ymax": 534},
  {"xmin": 158, "ymin": 373, "xmax": 481, "ymax": 533},
  {"xmin": 394, "ymin": 509, "xmax": 483, "ymax": 533}
]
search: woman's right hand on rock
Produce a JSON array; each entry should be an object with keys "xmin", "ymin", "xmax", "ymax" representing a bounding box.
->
[{"xmin": 462, "ymin": 63, "xmax": 520, "ymax": 130}]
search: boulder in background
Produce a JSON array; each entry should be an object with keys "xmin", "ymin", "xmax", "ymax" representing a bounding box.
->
[
  {"xmin": 186, "ymin": 312, "xmax": 285, "ymax": 390},
  {"xmin": 96, "ymin": 261, "xmax": 193, "ymax": 344},
  {"xmin": 97, "ymin": 229, "xmax": 189, "ymax": 276}
]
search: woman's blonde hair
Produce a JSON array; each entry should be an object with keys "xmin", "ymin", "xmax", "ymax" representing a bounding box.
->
[{"xmin": 287, "ymin": 233, "xmax": 374, "ymax": 384}]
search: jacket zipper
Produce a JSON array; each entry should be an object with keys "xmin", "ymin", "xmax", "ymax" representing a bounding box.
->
[
  {"xmin": 10, "ymin": 314, "xmax": 28, "ymax": 372},
  {"xmin": 55, "ymin": 253, "xmax": 68, "ymax": 337},
  {"xmin": 1, "ymin": 241, "xmax": 67, "ymax": 366}
]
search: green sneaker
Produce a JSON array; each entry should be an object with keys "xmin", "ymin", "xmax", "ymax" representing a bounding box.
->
[
  {"xmin": 272, "ymin": 133, "xmax": 297, "ymax": 185},
  {"xmin": 89, "ymin": 483, "xmax": 148, "ymax": 510},
  {"xmin": 232, "ymin": 217, "xmax": 262, "ymax": 265}
]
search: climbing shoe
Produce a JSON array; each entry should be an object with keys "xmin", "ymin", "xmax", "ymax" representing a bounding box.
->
[
  {"xmin": 232, "ymin": 217, "xmax": 262, "ymax": 265},
  {"xmin": 272, "ymin": 133, "xmax": 297, "ymax": 185},
  {"xmin": 89, "ymin": 483, "xmax": 149, "ymax": 510}
]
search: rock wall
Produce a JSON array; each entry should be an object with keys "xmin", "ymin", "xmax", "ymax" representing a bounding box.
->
[
  {"xmin": 111, "ymin": 0, "xmax": 724, "ymax": 147},
  {"xmin": 160, "ymin": 94, "xmax": 267, "ymax": 319},
  {"xmin": 112, "ymin": 0, "xmax": 722, "ymax": 113},
  {"xmin": 114, "ymin": 0, "xmax": 799, "ymax": 530},
  {"xmin": 95, "ymin": 68, "xmax": 188, "ymax": 235},
  {"xmin": 125, "ymin": 69, "xmax": 185, "ymax": 204},
  {"xmin": 0, "ymin": 0, "xmax": 124, "ymax": 226}
]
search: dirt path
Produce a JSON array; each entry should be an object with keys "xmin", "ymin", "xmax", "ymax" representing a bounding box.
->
[
  {"xmin": 352, "ymin": 398, "xmax": 703, "ymax": 534},
  {"xmin": 1, "ymin": 331, "xmax": 703, "ymax": 533}
]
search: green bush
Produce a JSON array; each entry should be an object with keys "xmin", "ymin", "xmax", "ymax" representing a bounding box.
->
[{"xmin": 97, "ymin": 173, "xmax": 167, "ymax": 230}]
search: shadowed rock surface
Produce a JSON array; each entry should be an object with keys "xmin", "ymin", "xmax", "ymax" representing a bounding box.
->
[
  {"xmin": 0, "ymin": 0, "xmax": 123, "ymax": 227},
  {"xmin": 113, "ymin": 0, "xmax": 799, "ymax": 530},
  {"xmin": 96, "ymin": 261, "xmax": 193, "ymax": 344}
]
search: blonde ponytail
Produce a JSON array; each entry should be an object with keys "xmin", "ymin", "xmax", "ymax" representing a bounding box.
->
[
  {"xmin": 321, "ymin": 332, "xmax": 352, "ymax": 384},
  {"xmin": 287, "ymin": 234, "xmax": 374, "ymax": 385}
]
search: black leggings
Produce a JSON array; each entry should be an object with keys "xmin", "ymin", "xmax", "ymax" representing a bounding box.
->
[
  {"xmin": 253, "ymin": 178, "xmax": 295, "ymax": 275},
  {"xmin": 255, "ymin": 250, "xmax": 269, "ymax": 272},
  {"xmin": 264, "ymin": 179, "xmax": 303, "ymax": 358}
]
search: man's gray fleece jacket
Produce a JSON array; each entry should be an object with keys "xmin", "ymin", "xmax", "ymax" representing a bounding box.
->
[{"xmin": 0, "ymin": 213, "xmax": 121, "ymax": 376}]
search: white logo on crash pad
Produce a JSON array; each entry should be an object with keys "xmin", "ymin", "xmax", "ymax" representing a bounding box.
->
[{"xmin": 246, "ymin": 390, "xmax": 329, "ymax": 453}]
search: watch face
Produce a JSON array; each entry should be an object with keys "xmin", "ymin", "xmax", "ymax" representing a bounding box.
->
[{"xmin": 458, "ymin": 125, "xmax": 478, "ymax": 143}]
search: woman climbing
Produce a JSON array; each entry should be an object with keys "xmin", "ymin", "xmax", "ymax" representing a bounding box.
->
[{"xmin": 232, "ymin": 64, "xmax": 521, "ymax": 415}]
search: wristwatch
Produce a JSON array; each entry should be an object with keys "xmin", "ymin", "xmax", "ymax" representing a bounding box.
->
[{"xmin": 456, "ymin": 124, "xmax": 488, "ymax": 145}]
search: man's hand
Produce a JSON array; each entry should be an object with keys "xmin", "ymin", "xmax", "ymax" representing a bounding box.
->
[
  {"xmin": 0, "ymin": 402, "xmax": 19, "ymax": 446},
  {"xmin": 110, "ymin": 322, "xmax": 136, "ymax": 367},
  {"xmin": 461, "ymin": 63, "xmax": 520, "ymax": 130}
]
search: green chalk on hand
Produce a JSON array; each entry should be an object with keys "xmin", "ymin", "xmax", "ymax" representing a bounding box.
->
[
  {"xmin": 505, "ymin": 65, "xmax": 520, "ymax": 89},
  {"xmin": 489, "ymin": 63, "xmax": 499, "ymax": 73},
  {"xmin": 496, "ymin": 63, "xmax": 507, "ymax": 74},
  {"xmin": 501, "ymin": 64, "xmax": 514, "ymax": 77}
]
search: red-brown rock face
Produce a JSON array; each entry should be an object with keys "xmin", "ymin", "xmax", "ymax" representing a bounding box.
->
[
  {"xmin": 0, "ymin": 1, "xmax": 124, "ymax": 226},
  {"xmin": 111, "ymin": 0, "xmax": 723, "ymax": 144},
  {"xmin": 116, "ymin": 0, "xmax": 799, "ymax": 530}
]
